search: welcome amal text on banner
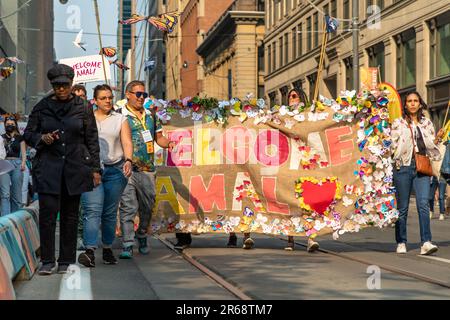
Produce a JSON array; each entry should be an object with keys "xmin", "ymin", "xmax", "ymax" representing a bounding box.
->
[{"xmin": 147, "ymin": 91, "xmax": 398, "ymax": 239}]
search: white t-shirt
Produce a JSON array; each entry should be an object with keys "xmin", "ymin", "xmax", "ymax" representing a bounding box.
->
[{"xmin": 96, "ymin": 111, "xmax": 127, "ymax": 166}]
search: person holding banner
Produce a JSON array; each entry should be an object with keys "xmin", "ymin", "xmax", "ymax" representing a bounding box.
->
[
  {"xmin": 391, "ymin": 91, "xmax": 443, "ymax": 255},
  {"xmin": 429, "ymin": 129, "xmax": 447, "ymax": 221},
  {"xmin": 117, "ymin": 80, "xmax": 176, "ymax": 259},
  {"xmin": 24, "ymin": 64, "xmax": 101, "ymax": 275},
  {"xmin": 0, "ymin": 115, "xmax": 26, "ymax": 216},
  {"xmin": 285, "ymin": 88, "xmax": 319, "ymax": 253},
  {"xmin": 77, "ymin": 84, "xmax": 133, "ymax": 267}
]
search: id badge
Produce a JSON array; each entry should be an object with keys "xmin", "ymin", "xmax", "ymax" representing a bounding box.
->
[
  {"xmin": 146, "ymin": 142, "xmax": 154, "ymax": 154},
  {"xmin": 141, "ymin": 130, "xmax": 153, "ymax": 143}
]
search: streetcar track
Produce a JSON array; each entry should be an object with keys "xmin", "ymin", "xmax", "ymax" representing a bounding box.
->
[
  {"xmin": 274, "ymin": 236, "xmax": 450, "ymax": 290},
  {"xmin": 154, "ymin": 235, "xmax": 253, "ymax": 300}
]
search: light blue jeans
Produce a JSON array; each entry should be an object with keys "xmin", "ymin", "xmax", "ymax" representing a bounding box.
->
[
  {"xmin": 0, "ymin": 159, "xmax": 24, "ymax": 216},
  {"xmin": 393, "ymin": 159, "xmax": 432, "ymax": 244},
  {"xmin": 80, "ymin": 163, "xmax": 128, "ymax": 249}
]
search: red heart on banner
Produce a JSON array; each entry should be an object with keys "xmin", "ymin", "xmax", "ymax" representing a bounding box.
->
[{"xmin": 301, "ymin": 181, "xmax": 337, "ymax": 214}]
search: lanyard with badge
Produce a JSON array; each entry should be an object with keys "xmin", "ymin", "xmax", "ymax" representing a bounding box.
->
[{"xmin": 126, "ymin": 105, "xmax": 154, "ymax": 153}]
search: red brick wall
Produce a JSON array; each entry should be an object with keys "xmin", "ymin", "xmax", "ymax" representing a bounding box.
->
[{"xmin": 180, "ymin": 0, "xmax": 234, "ymax": 97}]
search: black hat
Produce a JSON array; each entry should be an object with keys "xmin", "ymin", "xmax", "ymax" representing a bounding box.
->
[{"xmin": 47, "ymin": 64, "xmax": 75, "ymax": 84}]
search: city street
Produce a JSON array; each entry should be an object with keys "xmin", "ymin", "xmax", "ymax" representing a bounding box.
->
[{"xmin": 14, "ymin": 200, "xmax": 450, "ymax": 300}]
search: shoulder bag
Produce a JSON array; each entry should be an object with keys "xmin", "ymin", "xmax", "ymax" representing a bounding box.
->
[{"xmin": 408, "ymin": 124, "xmax": 433, "ymax": 176}]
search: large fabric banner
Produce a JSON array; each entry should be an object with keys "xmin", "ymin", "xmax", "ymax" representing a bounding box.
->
[{"xmin": 148, "ymin": 91, "xmax": 398, "ymax": 239}]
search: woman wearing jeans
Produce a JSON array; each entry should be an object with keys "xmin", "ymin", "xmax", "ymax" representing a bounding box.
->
[
  {"xmin": 78, "ymin": 84, "xmax": 133, "ymax": 267},
  {"xmin": 0, "ymin": 115, "xmax": 26, "ymax": 216},
  {"xmin": 391, "ymin": 91, "xmax": 444, "ymax": 255}
]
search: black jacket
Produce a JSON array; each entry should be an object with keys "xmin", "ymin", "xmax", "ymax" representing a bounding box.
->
[{"xmin": 24, "ymin": 95, "xmax": 101, "ymax": 195}]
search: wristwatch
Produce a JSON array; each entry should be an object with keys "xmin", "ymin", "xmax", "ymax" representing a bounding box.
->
[{"xmin": 125, "ymin": 158, "xmax": 133, "ymax": 164}]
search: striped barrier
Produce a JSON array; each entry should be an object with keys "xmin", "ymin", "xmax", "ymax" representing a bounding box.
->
[{"xmin": 0, "ymin": 203, "xmax": 40, "ymax": 300}]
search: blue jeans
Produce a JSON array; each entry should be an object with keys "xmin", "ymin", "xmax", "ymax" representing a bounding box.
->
[
  {"xmin": 393, "ymin": 160, "xmax": 432, "ymax": 244},
  {"xmin": 0, "ymin": 159, "xmax": 23, "ymax": 216},
  {"xmin": 80, "ymin": 163, "xmax": 128, "ymax": 249},
  {"xmin": 429, "ymin": 176, "xmax": 447, "ymax": 214}
]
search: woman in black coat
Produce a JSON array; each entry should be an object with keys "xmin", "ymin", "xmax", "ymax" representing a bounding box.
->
[{"xmin": 24, "ymin": 64, "xmax": 101, "ymax": 275}]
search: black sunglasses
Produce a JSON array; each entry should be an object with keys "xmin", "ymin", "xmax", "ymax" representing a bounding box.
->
[
  {"xmin": 129, "ymin": 91, "xmax": 148, "ymax": 99},
  {"xmin": 52, "ymin": 82, "xmax": 71, "ymax": 89}
]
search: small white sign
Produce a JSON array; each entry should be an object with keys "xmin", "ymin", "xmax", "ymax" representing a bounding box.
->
[{"xmin": 59, "ymin": 55, "xmax": 111, "ymax": 84}]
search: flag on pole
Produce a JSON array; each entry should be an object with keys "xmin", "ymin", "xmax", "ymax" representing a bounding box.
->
[
  {"xmin": 144, "ymin": 58, "xmax": 156, "ymax": 71},
  {"xmin": 325, "ymin": 15, "xmax": 339, "ymax": 33}
]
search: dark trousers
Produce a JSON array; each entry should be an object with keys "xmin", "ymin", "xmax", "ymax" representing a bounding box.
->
[
  {"xmin": 176, "ymin": 232, "xmax": 192, "ymax": 244},
  {"xmin": 39, "ymin": 180, "xmax": 81, "ymax": 265}
]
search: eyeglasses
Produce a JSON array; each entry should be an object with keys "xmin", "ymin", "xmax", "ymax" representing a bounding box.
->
[
  {"xmin": 129, "ymin": 91, "xmax": 148, "ymax": 99},
  {"xmin": 5, "ymin": 116, "xmax": 16, "ymax": 121}
]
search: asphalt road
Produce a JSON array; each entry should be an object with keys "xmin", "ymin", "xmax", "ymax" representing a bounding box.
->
[{"xmin": 13, "ymin": 201, "xmax": 450, "ymax": 300}]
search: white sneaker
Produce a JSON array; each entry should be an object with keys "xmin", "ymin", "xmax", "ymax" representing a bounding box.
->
[
  {"xmin": 420, "ymin": 241, "xmax": 438, "ymax": 255},
  {"xmin": 439, "ymin": 214, "xmax": 445, "ymax": 221},
  {"xmin": 396, "ymin": 243, "xmax": 407, "ymax": 254},
  {"xmin": 307, "ymin": 238, "xmax": 319, "ymax": 253},
  {"xmin": 242, "ymin": 237, "xmax": 254, "ymax": 250}
]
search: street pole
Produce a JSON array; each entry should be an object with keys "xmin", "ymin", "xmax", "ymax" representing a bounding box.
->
[{"xmin": 352, "ymin": 0, "xmax": 359, "ymax": 92}]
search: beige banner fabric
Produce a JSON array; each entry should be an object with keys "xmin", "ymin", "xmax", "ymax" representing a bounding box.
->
[{"xmin": 149, "ymin": 96, "xmax": 398, "ymax": 239}]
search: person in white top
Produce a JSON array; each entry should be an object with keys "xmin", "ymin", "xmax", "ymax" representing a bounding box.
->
[
  {"xmin": 391, "ymin": 91, "xmax": 444, "ymax": 256},
  {"xmin": 78, "ymin": 84, "xmax": 133, "ymax": 267}
]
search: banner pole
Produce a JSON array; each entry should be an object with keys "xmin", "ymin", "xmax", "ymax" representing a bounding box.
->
[
  {"xmin": 313, "ymin": 22, "xmax": 328, "ymax": 104},
  {"xmin": 93, "ymin": 0, "xmax": 108, "ymax": 84}
]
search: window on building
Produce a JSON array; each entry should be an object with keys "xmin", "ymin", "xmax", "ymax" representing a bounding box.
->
[
  {"xmin": 430, "ymin": 12, "xmax": 450, "ymax": 78},
  {"xmin": 313, "ymin": 12, "xmax": 318, "ymax": 48},
  {"xmin": 307, "ymin": 16, "xmax": 312, "ymax": 52},
  {"xmin": 331, "ymin": 0, "xmax": 337, "ymax": 17},
  {"xmin": 279, "ymin": 36, "xmax": 283, "ymax": 67},
  {"xmin": 298, "ymin": 23, "xmax": 302, "ymax": 57},
  {"xmin": 275, "ymin": 0, "xmax": 279, "ymax": 23},
  {"xmin": 268, "ymin": 44, "xmax": 272, "ymax": 73},
  {"xmin": 272, "ymin": 42, "xmax": 277, "ymax": 70},
  {"xmin": 269, "ymin": 91, "xmax": 277, "ymax": 106},
  {"xmin": 344, "ymin": 57, "xmax": 354, "ymax": 90},
  {"xmin": 308, "ymin": 73, "xmax": 317, "ymax": 102},
  {"xmin": 330, "ymin": 0, "xmax": 337, "ymax": 38},
  {"xmin": 228, "ymin": 69, "xmax": 232, "ymax": 100},
  {"xmin": 324, "ymin": 75, "xmax": 337, "ymax": 99},
  {"xmin": 292, "ymin": 27, "xmax": 297, "ymax": 59},
  {"xmin": 367, "ymin": 42, "xmax": 385, "ymax": 82},
  {"xmin": 367, "ymin": 0, "xmax": 384, "ymax": 19},
  {"xmin": 280, "ymin": 86, "xmax": 289, "ymax": 105},
  {"xmin": 258, "ymin": 0, "xmax": 265, "ymax": 11},
  {"xmin": 284, "ymin": 33, "xmax": 289, "ymax": 64},
  {"xmin": 258, "ymin": 45, "xmax": 265, "ymax": 73},
  {"xmin": 258, "ymin": 85, "xmax": 265, "ymax": 99},
  {"xmin": 343, "ymin": 0, "xmax": 350, "ymax": 31},
  {"xmin": 286, "ymin": 0, "xmax": 291, "ymax": 14},
  {"xmin": 293, "ymin": 79, "xmax": 302, "ymax": 91},
  {"xmin": 323, "ymin": 3, "xmax": 329, "ymax": 15},
  {"xmin": 396, "ymin": 28, "xmax": 416, "ymax": 89}
]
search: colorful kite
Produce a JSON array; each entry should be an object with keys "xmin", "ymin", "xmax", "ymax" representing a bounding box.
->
[
  {"xmin": 100, "ymin": 47, "xmax": 117, "ymax": 58},
  {"xmin": 148, "ymin": 11, "xmax": 180, "ymax": 33},
  {"xmin": 0, "ymin": 57, "xmax": 24, "ymax": 66},
  {"xmin": 119, "ymin": 11, "xmax": 180, "ymax": 33},
  {"xmin": 119, "ymin": 13, "xmax": 147, "ymax": 25},
  {"xmin": 109, "ymin": 59, "xmax": 130, "ymax": 70}
]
